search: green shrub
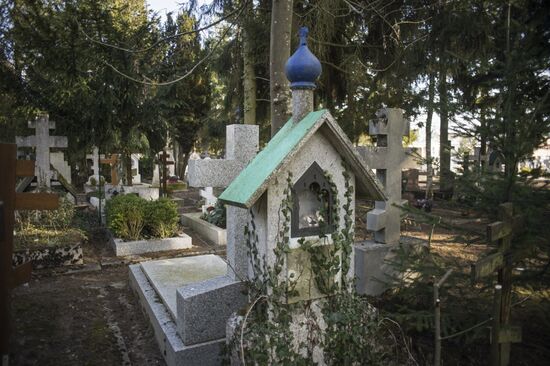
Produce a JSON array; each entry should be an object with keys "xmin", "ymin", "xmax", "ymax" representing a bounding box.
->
[
  {"xmin": 106, "ymin": 194, "xmax": 146, "ymax": 241},
  {"xmin": 144, "ymin": 198, "xmax": 179, "ymax": 238},
  {"xmin": 201, "ymin": 201, "xmax": 226, "ymax": 228}
]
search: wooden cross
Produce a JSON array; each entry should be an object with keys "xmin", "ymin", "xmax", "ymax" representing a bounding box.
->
[
  {"xmin": 15, "ymin": 114, "xmax": 68, "ymax": 187},
  {"xmin": 99, "ymin": 154, "xmax": 120, "ymax": 186},
  {"xmin": 471, "ymin": 202, "xmax": 524, "ymax": 366},
  {"xmin": 158, "ymin": 151, "xmax": 175, "ymax": 197},
  {"xmin": 1, "ymin": 143, "xmax": 59, "ymax": 363}
]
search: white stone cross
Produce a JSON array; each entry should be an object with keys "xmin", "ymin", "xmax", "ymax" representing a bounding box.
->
[
  {"xmin": 86, "ymin": 146, "xmax": 101, "ymax": 184},
  {"xmin": 188, "ymin": 125, "xmax": 259, "ymax": 281},
  {"xmin": 357, "ymin": 108, "xmax": 412, "ymax": 244},
  {"xmin": 200, "ymin": 186, "xmax": 217, "ymax": 213},
  {"xmin": 131, "ymin": 153, "xmax": 142, "ymax": 184},
  {"xmin": 15, "ymin": 114, "xmax": 68, "ymax": 188}
]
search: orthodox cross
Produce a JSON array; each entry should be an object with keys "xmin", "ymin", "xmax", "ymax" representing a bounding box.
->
[
  {"xmin": 15, "ymin": 114, "xmax": 68, "ymax": 188},
  {"xmin": 1, "ymin": 143, "xmax": 59, "ymax": 363},
  {"xmin": 188, "ymin": 125, "xmax": 259, "ymax": 280},
  {"xmin": 471, "ymin": 202, "xmax": 525, "ymax": 366},
  {"xmin": 99, "ymin": 154, "xmax": 120, "ymax": 186},
  {"xmin": 158, "ymin": 150, "xmax": 175, "ymax": 197},
  {"xmin": 357, "ymin": 108, "xmax": 413, "ymax": 244},
  {"xmin": 86, "ymin": 147, "xmax": 100, "ymax": 184}
]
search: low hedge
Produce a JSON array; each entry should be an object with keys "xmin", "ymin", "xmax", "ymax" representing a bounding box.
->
[{"xmin": 106, "ymin": 195, "xmax": 179, "ymax": 241}]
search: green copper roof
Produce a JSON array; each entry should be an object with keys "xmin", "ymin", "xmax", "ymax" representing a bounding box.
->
[
  {"xmin": 219, "ymin": 110, "xmax": 327, "ymax": 207},
  {"xmin": 219, "ymin": 109, "xmax": 386, "ymax": 208}
]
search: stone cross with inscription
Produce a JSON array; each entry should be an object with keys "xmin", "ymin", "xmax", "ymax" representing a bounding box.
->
[
  {"xmin": 15, "ymin": 114, "xmax": 68, "ymax": 188},
  {"xmin": 188, "ymin": 124, "xmax": 259, "ymax": 280},
  {"xmin": 357, "ymin": 108, "xmax": 413, "ymax": 244}
]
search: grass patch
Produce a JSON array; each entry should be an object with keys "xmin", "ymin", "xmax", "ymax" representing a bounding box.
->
[
  {"xmin": 14, "ymin": 227, "xmax": 87, "ymax": 251},
  {"xmin": 166, "ymin": 181, "xmax": 187, "ymax": 192}
]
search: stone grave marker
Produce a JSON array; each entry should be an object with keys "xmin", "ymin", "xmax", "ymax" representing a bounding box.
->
[
  {"xmin": 358, "ymin": 108, "xmax": 412, "ymax": 244},
  {"xmin": 131, "ymin": 153, "xmax": 142, "ymax": 184},
  {"xmin": 86, "ymin": 146, "xmax": 101, "ymax": 185},
  {"xmin": 128, "ymin": 125, "xmax": 258, "ymax": 365},
  {"xmin": 199, "ymin": 186, "xmax": 217, "ymax": 213},
  {"xmin": 354, "ymin": 108, "xmax": 427, "ymax": 296},
  {"xmin": 188, "ymin": 125, "xmax": 259, "ymax": 280},
  {"xmin": 15, "ymin": 114, "xmax": 68, "ymax": 188}
]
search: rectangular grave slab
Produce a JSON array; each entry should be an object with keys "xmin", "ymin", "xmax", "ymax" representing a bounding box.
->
[
  {"xmin": 140, "ymin": 255, "xmax": 227, "ymax": 319},
  {"xmin": 129, "ymin": 264, "xmax": 225, "ymax": 366}
]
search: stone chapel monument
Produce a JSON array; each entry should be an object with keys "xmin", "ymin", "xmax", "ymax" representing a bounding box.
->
[{"xmin": 129, "ymin": 27, "xmax": 417, "ymax": 366}]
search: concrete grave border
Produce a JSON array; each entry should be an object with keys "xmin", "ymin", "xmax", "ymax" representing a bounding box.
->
[
  {"xmin": 12, "ymin": 242, "xmax": 83, "ymax": 269},
  {"xmin": 108, "ymin": 231, "xmax": 192, "ymax": 257},
  {"xmin": 181, "ymin": 212, "xmax": 227, "ymax": 246}
]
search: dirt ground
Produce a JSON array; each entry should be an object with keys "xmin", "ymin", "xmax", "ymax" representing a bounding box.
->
[
  {"xmin": 9, "ymin": 220, "xmax": 224, "ymax": 366},
  {"xmin": 7, "ymin": 196, "xmax": 550, "ymax": 365}
]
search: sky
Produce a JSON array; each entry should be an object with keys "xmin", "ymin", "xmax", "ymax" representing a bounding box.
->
[{"xmin": 146, "ymin": 0, "xmax": 184, "ymax": 18}]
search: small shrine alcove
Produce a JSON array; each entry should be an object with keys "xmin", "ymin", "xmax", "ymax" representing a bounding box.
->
[{"xmin": 291, "ymin": 162, "xmax": 334, "ymax": 237}]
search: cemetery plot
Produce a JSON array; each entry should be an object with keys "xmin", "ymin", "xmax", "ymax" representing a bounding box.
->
[{"xmin": 105, "ymin": 195, "xmax": 191, "ymax": 256}]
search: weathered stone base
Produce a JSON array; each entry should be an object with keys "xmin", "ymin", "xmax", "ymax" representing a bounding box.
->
[
  {"xmin": 354, "ymin": 236, "xmax": 427, "ymax": 296},
  {"xmin": 110, "ymin": 233, "xmax": 192, "ymax": 257},
  {"xmin": 12, "ymin": 243, "xmax": 83, "ymax": 269},
  {"xmin": 181, "ymin": 212, "xmax": 227, "ymax": 246},
  {"xmin": 129, "ymin": 264, "xmax": 225, "ymax": 366}
]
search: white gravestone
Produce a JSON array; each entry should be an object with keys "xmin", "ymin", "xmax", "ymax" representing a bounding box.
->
[
  {"xmin": 86, "ymin": 146, "xmax": 101, "ymax": 185},
  {"xmin": 357, "ymin": 108, "xmax": 412, "ymax": 244},
  {"xmin": 200, "ymin": 186, "xmax": 217, "ymax": 213},
  {"xmin": 131, "ymin": 153, "xmax": 142, "ymax": 184},
  {"xmin": 15, "ymin": 114, "xmax": 68, "ymax": 188},
  {"xmin": 188, "ymin": 124, "xmax": 259, "ymax": 280}
]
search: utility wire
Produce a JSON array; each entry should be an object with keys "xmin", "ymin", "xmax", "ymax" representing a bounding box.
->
[
  {"xmin": 103, "ymin": 21, "xmax": 236, "ymax": 86},
  {"xmin": 77, "ymin": 0, "xmax": 249, "ymax": 54}
]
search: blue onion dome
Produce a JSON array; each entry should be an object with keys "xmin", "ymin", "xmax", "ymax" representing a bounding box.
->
[{"xmin": 285, "ymin": 27, "xmax": 322, "ymax": 89}]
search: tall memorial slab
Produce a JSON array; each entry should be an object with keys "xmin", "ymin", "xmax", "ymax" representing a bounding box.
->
[{"xmin": 15, "ymin": 114, "xmax": 68, "ymax": 188}]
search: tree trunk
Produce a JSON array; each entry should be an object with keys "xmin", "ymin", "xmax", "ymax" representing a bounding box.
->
[
  {"xmin": 438, "ymin": 60, "xmax": 451, "ymax": 192},
  {"xmin": 243, "ymin": 1, "xmax": 256, "ymax": 125},
  {"xmin": 503, "ymin": 1, "xmax": 517, "ymax": 202},
  {"xmin": 270, "ymin": 0, "xmax": 293, "ymax": 137},
  {"xmin": 425, "ymin": 71, "xmax": 436, "ymax": 199},
  {"xmin": 124, "ymin": 153, "xmax": 133, "ymax": 186},
  {"xmin": 479, "ymin": 96, "xmax": 487, "ymax": 172}
]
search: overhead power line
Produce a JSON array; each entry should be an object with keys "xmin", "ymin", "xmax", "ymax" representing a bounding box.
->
[
  {"xmin": 77, "ymin": 0, "xmax": 249, "ymax": 54},
  {"xmin": 104, "ymin": 22, "xmax": 236, "ymax": 86}
]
